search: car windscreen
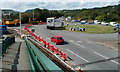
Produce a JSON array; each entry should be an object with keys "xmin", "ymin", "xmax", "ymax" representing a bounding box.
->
[{"xmin": 57, "ymin": 37, "xmax": 63, "ymax": 40}]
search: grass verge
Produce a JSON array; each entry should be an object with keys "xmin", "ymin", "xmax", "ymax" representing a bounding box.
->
[{"xmin": 64, "ymin": 24, "xmax": 118, "ymax": 33}]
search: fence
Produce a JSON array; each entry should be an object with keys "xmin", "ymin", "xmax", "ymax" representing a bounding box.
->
[
  {"xmin": 1, "ymin": 36, "xmax": 15, "ymax": 56},
  {"xmin": 25, "ymin": 39, "xmax": 63, "ymax": 71}
]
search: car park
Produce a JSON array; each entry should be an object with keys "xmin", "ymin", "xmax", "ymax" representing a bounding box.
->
[{"xmin": 50, "ymin": 36, "xmax": 64, "ymax": 45}]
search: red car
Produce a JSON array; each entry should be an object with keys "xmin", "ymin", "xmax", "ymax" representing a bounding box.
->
[{"xmin": 50, "ymin": 36, "xmax": 64, "ymax": 44}]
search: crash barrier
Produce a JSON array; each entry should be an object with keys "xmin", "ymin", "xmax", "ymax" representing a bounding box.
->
[
  {"xmin": 24, "ymin": 24, "xmax": 67, "ymax": 61},
  {"xmin": 38, "ymin": 22, "xmax": 47, "ymax": 25},
  {"xmin": 25, "ymin": 39, "xmax": 62, "ymax": 71},
  {"xmin": 1, "ymin": 36, "xmax": 15, "ymax": 56},
  {"xmin": 69, "ymin": 27, "xmax": 85, "ymax": 31}
]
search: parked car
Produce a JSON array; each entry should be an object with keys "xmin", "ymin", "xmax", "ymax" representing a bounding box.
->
[
  {"xmin": 110, "ymin": 22, "xmax": 118, "ymax": 26},
  {"xmin": 81, "ymin": 20, "xmax": 86, "ymax": 24},
  {"xmin": 72, "ymin": 20, "xmax": 80, "ymax": 22},
  {"xmin": 50, "ymin": 36, "xmax": 64, "ymax": 44},
  {"xmin": 101, "ymin": 22, "xmax": 109, "ymax": 26},
  {"xmin": 88, "ymin": 20, "xmax": 94, "ymax": 24},
  {"xmin": 94, "ymin": 20, "xmax": 101, "ymax": 24}
]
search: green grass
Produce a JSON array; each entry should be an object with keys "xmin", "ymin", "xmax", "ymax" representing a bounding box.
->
[{"xmin": 64, "ymin": 24, "xmax": 117, "ymax": 33}]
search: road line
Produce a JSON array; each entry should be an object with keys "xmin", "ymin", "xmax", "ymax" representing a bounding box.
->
[
  {"xmin": 94, "ymin": 52, "xmax": 108, "ymax": 59},
  {"xmin": 87, "ymin": 42, "xmax": 92, "ymax": 43},
  {"xmin": 69, "ymin": 40, "xmax": 85, "ymax": 48},
  {"xmin": 46, "ymin": 38, "xmax": 50, "ymax": 40},
  {"xmin": 111, "ymin": 60, "xmax": 120, "ymax": 65},
  {"xmin": 94, "ymin": 52, "xmax": 120, "ymax": 65},
  {"xmin": 67, "ymin": 49, "xmax": 89, "ymax": 62},
  {"xmin": 77, "ymin": 41, "xmax": 82, "ymax": 42}
]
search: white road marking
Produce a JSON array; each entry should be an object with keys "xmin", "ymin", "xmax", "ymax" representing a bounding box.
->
[
  {"xmin": 77, "ymin": 41, "xmax": 83, "ymax": 42},
  {"xmin": 86, "ymin": 42, "xmax": 92, "ymax": 43},
  {"xmin": 69, "ymin": 40, "xmax": 85, "ymax": 48},
  {"xmin": 69, "ymin": 40, "xmax": 74, "ymax": 42},
  {"xmin": 67, "ymin": 49, "xmax": 89, "ymax": 62},
  {"xmin": 46, "ymin": 38, "xmax": 50, "ymax": 40},
  {"xmin": 94, "ymin": 52, "xmax": 108, "ymax": 59},
  {"xmin": 94, "ymin": 52, "xmax": 120, "ymax": 65}
]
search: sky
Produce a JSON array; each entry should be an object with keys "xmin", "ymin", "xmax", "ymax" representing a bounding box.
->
[{"xmin": 0, "ymin": 0, "xmax": 119, "ymax": 12}]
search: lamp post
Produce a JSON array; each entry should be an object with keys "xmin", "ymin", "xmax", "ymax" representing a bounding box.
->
[
  {"xmin": 19, "ymin": 12, "xmax": 21, "ymax": 35},
  {"xmin": 33, "ymin": 9, "xmax": 34, "ymax": 19}
]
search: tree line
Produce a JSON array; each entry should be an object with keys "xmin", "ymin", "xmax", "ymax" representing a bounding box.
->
[{"xmin": 2, "ymin": 4, "xmax": 120, "ymax": 23}]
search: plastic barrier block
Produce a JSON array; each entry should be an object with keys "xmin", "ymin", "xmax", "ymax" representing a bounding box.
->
[
  {"xmin": 54, "ymin": 47, "xmax": 59, "ymax": 54},
  {"xmin": 59, "ymin": 51, "xmax": 67, "ymax": 60},
  {"xmin": 50, "ymin": 45, "xmax": 55, "ymax": 52},
  {"xmin": 47, "ymin": 43, "xmax": 51, "ymax": 49}
]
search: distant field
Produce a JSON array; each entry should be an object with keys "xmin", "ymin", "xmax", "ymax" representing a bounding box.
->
[{"xmin": 64, "ymin": 24, "xmax": 117, "ymax": 33}]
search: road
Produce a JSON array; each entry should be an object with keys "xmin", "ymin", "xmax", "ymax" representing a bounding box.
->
[
  {"xmin": 9, "ymin": 24, "xmax": 119, "ymax": 71},
  {"xmin": 32, "ymin": 24, "xmax": 119, "ymax": 71}
]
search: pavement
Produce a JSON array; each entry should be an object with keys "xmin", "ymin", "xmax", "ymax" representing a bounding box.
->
[{"xmin": 1, "ymin": 36, "xmax": 30, "ymax": 71}]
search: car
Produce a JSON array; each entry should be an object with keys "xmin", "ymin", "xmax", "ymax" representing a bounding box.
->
[
  {"xmin": 50, "ymin": 36, "xmax": 64, "ymax": 45},
  {"xmin": 81, "ymin": 20, "xmax": 86, "ymax": 24},
  {"xmin": 110, "ymin": 22, "xmax": 118, "ymax": 26},
  {"xmin": 101, "ymin": 22, "xmax": 109, "ymax": 26},
  {"xmin": 72, "ymin": 20, "xmax": 80, "ymax": 22},
  {"xmin": 94, "ymin": 20, "xmax": 101, "ymax": 24}
]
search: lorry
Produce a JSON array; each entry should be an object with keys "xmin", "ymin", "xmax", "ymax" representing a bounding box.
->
[
  {"xmin": 2, "ymin": 19, "xmax": 20, "ymax": 26},
  {"xmin": 46, "ymin": 17, "xmax": 64, "ymax": 30}
]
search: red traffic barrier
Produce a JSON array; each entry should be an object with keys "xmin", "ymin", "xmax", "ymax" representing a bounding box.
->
[
  {"xmin": 38, "ymin": 22, "xmax": 47, "ymax": 25},
  {"xmin": 50, "ymin": 45, "xmax": 55, "ymax": 52},
  {"xmin": 36, "ymin": 36, "xmax": 41, "ymax": 41},
  {"xmin": 59, "ymin": 51, "xmax": 67, "ymax": 60},
  {"xmin": 48, "ymin": 43, "xmax": 54, "ymax": 51},
  {"xmin": 48, "ymin": 43, "xmax": 51, "ymax": 49},
  {"xmin": 34, "ymin": 34, "xmax": 38, "ymax": 39},
  {"xmin": 53, "ymin": 47, "xmax": 59, "ymax": 54},
  {"xmin": 43, "ymin": 40, "xmax": 48, "ymax": 47}
]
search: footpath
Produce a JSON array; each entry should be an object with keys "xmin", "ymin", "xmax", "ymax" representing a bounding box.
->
[{"xmin": 1, "ymin": 37, "xmax": 30, "ymax": 71}]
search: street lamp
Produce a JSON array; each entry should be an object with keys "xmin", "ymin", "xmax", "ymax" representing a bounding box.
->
[
  {"xmin": 19, "ymin": 12, "xmax": 22, "ymax": 35},
  {"xmin": 33, "ymin": 9, "xmax": 34, "ymax": 19}
]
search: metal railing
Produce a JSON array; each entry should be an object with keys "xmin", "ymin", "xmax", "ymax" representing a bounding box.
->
[
  {"xmin": 25, "ymin": 39, "xmax": 63, "ymax": 72},
  {"xmin": 1, "ymin": 36, "xmax": 15, "ymax": 56}
]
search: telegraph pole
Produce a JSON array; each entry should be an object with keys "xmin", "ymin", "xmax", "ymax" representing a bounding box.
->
[{"xmin": 19, "ymin": 1, "xmax": 22, "ymax": 36}]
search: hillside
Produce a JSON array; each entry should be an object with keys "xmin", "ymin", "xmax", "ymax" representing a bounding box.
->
[{"xmin": 1, "ymin": 4, "xmax": 120, "ymax": 23}]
